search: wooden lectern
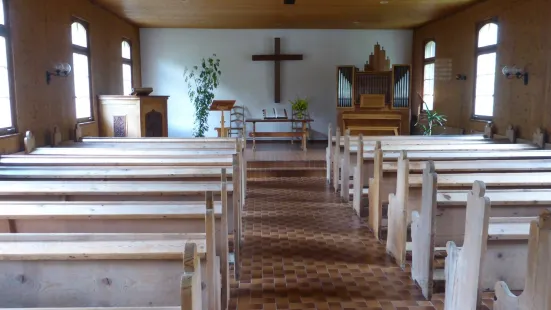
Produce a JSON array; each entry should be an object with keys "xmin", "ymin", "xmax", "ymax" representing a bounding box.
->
[
  {"xmin": 210, "ymin": 100, "xmax": 236, "ymax": 137},
  {"xmin": 98, "ymin": 95, "xmax": 169, "ymax": 137}
]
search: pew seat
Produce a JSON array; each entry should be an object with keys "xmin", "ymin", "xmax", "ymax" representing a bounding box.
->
[{"xmin": 0, "ymin": 155, "xmax": 234, "ymax": 167}]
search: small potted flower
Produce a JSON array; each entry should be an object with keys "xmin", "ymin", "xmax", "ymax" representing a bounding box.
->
[{"xmin": 290, "ymin": 97, "xmax": 309, "ymax": 119}]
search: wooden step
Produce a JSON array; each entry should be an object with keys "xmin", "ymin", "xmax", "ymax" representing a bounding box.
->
[
  {"xmin": 248, "ymin": 167, "xmax": 325, "ymax": 178},
  {"xmin": 247, "ymin": 160, "xmax": 325, "ymax": 169}
]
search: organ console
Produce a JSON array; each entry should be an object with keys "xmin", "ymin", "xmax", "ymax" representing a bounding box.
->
[{"xmin": 336, "ymin": 43, "xmax": 411, "ymax": 135}]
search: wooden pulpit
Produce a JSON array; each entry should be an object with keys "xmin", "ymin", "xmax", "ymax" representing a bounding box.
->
[
  {"xmin": 210, "ymin": 100, "xmax": 236, "ymax": 137},
  {"xmin": 98, "ymin": 95, "xmax": 169, "ymax": 137}
]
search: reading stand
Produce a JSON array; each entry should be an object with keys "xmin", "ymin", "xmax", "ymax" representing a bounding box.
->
[{"xmin": 210, "ymin": 100, "xmax": 236, "ymax": 137}]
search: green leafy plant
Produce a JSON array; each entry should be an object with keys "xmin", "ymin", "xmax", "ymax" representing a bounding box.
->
[
  {"xmin": 184, "ymin": 54, "xmax": 221, "ymax": 137},
  {"xmin": 416, "ymin": 101, "xmax": 447, "ymax": 136},
  {"xmin": 290, "ymin": 97, "xmax": 309, "ymax": 119}
]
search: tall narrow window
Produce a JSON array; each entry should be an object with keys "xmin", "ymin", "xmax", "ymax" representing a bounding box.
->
[
  {"xmin": 0, "ymin": 0, "xmax": 15, "ymax": 135},
  {"xmin": 473, "ymin": 21, "xmax": 498, "ymax": 118},
  {"xmin": 422, "ymin": 40, "xmax": 436, "ymax": 111},
  {"xmin": 71, "ymin": 19, "xmax": 93, "ymax": 122},
  {"xmin": 122, "ymin": 40, "xmax": 132, "ymax": 95}
]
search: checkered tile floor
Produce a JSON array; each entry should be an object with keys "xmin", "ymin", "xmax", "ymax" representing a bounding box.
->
[{"xmin": 229, "ymin": 177, "xmax": 494, "ymax": 310}]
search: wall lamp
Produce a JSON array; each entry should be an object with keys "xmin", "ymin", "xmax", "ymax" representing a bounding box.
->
[
  {"xmin": 46, "ymin": 63, "xmax": 72, "ymax": 85},
  {"xmin": 455, "ymin": 74, "xmax": 467, "ymax": 81},
  {"xmin": 502, "ymin": 65, "xmax": 529, "ymax": 85}
]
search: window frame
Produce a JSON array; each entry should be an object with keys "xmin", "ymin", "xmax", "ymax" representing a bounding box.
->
[
  {"xmin": 0, "ymin": 0, "xmax": 16, "ymax": 136},
  {"xmin": 121, "ymin": 38, "xmax": 133, "ymax": 95},
  {"xmin": 71, "ymin": 17, "xmax": 94, "ymax": 123},
  {"xmin": 421, "ymin": 39, "xmax": 436, "ymax": 112},
  {"xmin": 471, "ymin": 17, "xmax": 499, "ymax": 121}
]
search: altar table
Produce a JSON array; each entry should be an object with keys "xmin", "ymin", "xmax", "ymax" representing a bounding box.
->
[{"xmin": 246, "ymin": 119, "xmax": 313, "ymax": 151}]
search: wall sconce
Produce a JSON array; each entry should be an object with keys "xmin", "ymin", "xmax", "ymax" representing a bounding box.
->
[
  {"xmin": 455, "ymin": 74, "xmax": 467, "ymax": 81},
  {"xmin": 502, "ymin": 65, "xmax": 529, "ymax": 85},
  {"xmin": 46, "ymin": 63, "xmax": 72, "ymax": 85}
]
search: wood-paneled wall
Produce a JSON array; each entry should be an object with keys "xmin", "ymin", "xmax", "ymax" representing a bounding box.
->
[
  {"xmin": 412, "ymin": 0, "xmax": 551, "ymax": 139},
  {"xmin": 0, "ymin": 0, "xmax": 141, "ymax": 153}
]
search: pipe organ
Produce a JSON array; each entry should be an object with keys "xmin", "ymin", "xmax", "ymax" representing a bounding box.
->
[{"xmin": 336, "ymin": 43, "xmax": 411, "ymax": 135}]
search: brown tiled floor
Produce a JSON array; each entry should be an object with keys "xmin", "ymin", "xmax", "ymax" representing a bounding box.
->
[{"xmin": 229, "ymin": 177, "xmax": 496, "ymax": 310}]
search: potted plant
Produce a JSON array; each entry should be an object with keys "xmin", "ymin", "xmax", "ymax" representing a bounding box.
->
[
  {"xmin": 290, "ymin": 97, "xmax": 309, "ymax": 119},
  {"xmin": 416, "ymin": 101, "xmax": 447, "ymax": 136},
  {"xmin": 184, "ymin": 54, "xmax": 222, "ymax": 137}
]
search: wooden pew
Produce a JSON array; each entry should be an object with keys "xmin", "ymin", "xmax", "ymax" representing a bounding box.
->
[
  {"xmin": 335, "ymin": 125, "xmax": 542, "ymax": 195},
  {"xmin": 386, "ymin": 161, "xmax": 551, "ymax": 271},
  {"xmin": 409, "ymin": 167, "xmax": 542, "ymax": 300},
  {"xmin": 0, "ymin": 166, "xmax": 239, "ymax": 244},
  {"xmin": 325, "ymin": 122, "xmax": 505, "ymax": 185},
  {"xmin": 0, "ymin": 161, "xmax": 242, "ymax": 257},
  {"xmin": 442, "ymin": 182, "xmax": 550, "ymax": 309},
  {"xmin": 494, "ymin": 211, "xmax": 551, "ymax": 310},
  {"xmin": 0, "ymin": 233, "xmax": 214, "ymax": 309},
  {"xmin": 0, "ymin": 182, "xmax": 229, "ymax": 310},
  {"xmin": 362, "ymin": 148, "xmax": 551, "ymax": 239},
  {"xmin": 36, "ymin": 129, "xmax": 248, "ymax": 201},
  {"xmin": 0, "ymin": 200, "xmax": 223, "ymax": 246},
  {"xmin": 380, "ymin": 155, "xmax": 551, "ymax": 240},
  {"xmin": 340, "ymin": 140, "xmax": 535, "ymax": 199},
  {"xmin": 326, "ymin": 124, "xmax": 495, "ymax": 186},
  {"xmin": 0, "ymin": 242, "xmax": 205, "ymax": 310},
  {"xmin": 72, "ymin": 123, "xmax": 245, "ymax": 146},
  {"xmin": 0, "ymin": 153, "xmax": 245, "ymax": 211},
  {"xmin": 336, "ymin": 130, "xmax": 538, "ymax": 200}
]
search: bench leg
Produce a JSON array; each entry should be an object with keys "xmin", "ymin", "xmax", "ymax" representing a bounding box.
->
[
  {"xmin": 302, "ymin": 122, "xmax": 307, "ymax": 152},
  {"xmin": 252, "ymin": 122, "xmax": 256, "ymax": 151}
]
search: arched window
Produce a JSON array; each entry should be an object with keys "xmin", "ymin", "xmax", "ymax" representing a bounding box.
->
[
  {"xmin": 71, "ymin": 19, "xmax": 93, "ymax": 121},
  {"xmin": 422, "ymin": 40, "xmax": 436, "ymax": 111},
  {"xmin": 0, "ymin": 0, "xmax": 15, "ymax": 135},
  {"xmin": 473, "ymin": 21, "xmax": 499, "ymax": 118},
  {"xmin": 122, "ymin": 40, "xmax": 133, "ymax": 95}
]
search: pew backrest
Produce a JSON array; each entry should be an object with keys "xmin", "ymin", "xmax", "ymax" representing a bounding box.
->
[
  {"xmin": 0, "ymin": 166, "xmax": 233, "ymax": 179},
  {"xmin": 438, "ymin": 189, "xmax": 551, "ymax": 206},
  {"xmin": 366, "ymin": 150, "xmax": 551, "ymax": 161},
  {"xmin": 409, "ymin": 172, "xmax": 551, "ymax": 188},
  {"xmin": 0, "ymin": 201, "xmax": 224, "ymax": 219},
  {"xmin": 384, "ymin": 159, "xmax": 551, "ymax": 173},
  {"xmin": 494, "ymin": 211, "xmax": 551, "ymax": 310},
  {"xmin": 353, "ymin": 143, "xmax": 538, "ymax": 152}
]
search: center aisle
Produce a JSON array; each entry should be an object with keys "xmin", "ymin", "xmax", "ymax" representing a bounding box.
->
[{"xmin": 228, "ymin": 177, "xmax": 490, "ymax": 310}]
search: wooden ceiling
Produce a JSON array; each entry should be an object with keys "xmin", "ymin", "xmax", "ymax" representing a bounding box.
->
[{"xmin": 91, "ymin": 0, "xmax": 482, "ymax": 29}]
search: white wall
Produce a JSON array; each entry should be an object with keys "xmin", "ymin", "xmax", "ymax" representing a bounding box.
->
[{"xmin": 140, "ymin": 29, "xmax": 413, "ymax": 138}]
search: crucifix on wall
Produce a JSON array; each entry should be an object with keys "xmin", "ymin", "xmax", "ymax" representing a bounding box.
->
[{"xmin": 252, "ymin": 38, "xmax": 303, "ymax": 103}]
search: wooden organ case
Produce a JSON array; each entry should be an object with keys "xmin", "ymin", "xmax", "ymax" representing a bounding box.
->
[{"xmin": 336, "ymin": 43, "xmax": 411, "ymax": 135}]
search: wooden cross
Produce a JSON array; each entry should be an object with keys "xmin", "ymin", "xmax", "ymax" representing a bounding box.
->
[{"xmin": 252, "ymin": 38, "xmax": 303, "ymax": 103}]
